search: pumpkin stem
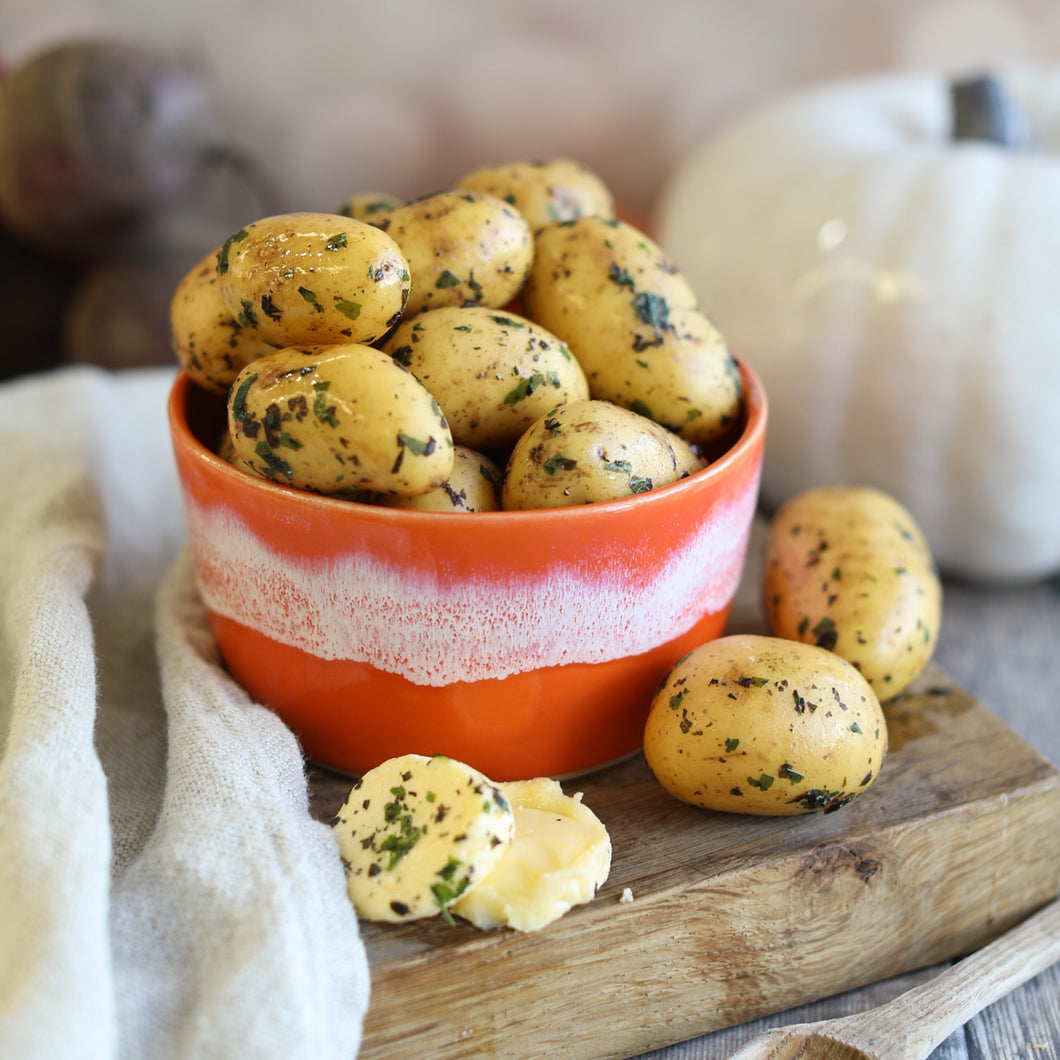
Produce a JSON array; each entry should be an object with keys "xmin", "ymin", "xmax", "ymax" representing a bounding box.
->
[{"xmin": 951, "ymin": 73, "xmax": 1027, "ymax": 148}]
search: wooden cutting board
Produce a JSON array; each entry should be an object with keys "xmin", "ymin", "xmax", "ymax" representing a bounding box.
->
[{"xmin": 308, "ymin": 661, "xmax": 1060, "ymax": 1060}]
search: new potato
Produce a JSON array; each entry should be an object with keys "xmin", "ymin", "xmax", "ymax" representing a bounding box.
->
[
  {"xmin": 170, "ymin": 246, "xmax": 278, "ymax": 394},
  {"xmin": 456, "ymin": 158, "xmax": 616, "ymax": 233},
  {"xmin": 227, "ymin": 343, "xmax": 454, "ymax": 497},
  {"xmin": 339, "ymin": 191, "xmax": 401, "ymax": 224},
  {"xmin": 216, "ymin": 425, "xmax": 254, "ymax": 475},
  {"xmin": 382, "ymin": 446, "xmax": 502, "ymax": 513},
  {"xmin": 502, "ymin": 398, "xmax": 703, "ymax": 510},
  {"xmin": 374, "ymin": 190, "xmax": 533, "ymax": 316},
  {"xmin": 216, "ymin": 211, "xmax": 411, "ymax": 347},
  {"xmin": 381, "ymin": 306, "xmax": 590, "ymax": 450},
  {"xmin": 763, "ymin": 485, "xmax": 942, "ymax": 698},
  {"xmin": 521, "ymin": 216, "xmax": 742, "ymax": 446},
  {"xmin": 644, "ymin": 634, "xmax": 888, "ymax": 815}
]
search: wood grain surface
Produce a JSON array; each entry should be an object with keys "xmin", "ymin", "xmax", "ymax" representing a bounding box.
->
[{"xmin": 308, "ymin": 661, "xmax": 1060, "ymax": 1060}]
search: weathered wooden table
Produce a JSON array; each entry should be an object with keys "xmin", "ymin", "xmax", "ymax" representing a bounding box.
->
[{"xmin": 641, "ymin": 523, "xmax": 1060, "ymax": 1060}]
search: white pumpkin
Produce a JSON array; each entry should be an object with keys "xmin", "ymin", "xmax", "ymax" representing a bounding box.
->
[{"xmin": 657, "ymin": 70, "xmax": 1060, "ymax": 583}]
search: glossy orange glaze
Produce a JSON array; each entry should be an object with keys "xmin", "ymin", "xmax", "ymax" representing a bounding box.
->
[{"xmin": 168, "ymin": 360, "xmax": 767, "ymax": 780}]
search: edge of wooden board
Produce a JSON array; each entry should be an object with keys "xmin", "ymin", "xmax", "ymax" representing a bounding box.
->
[{"xmin": 309, "ymin": 662, "xmax": 1060, "ymax": 1060}]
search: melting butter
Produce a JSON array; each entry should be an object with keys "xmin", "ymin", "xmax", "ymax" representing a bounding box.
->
[{"xmin": 452, "ymin": 776, "xmax": 611, "ymax": 932}]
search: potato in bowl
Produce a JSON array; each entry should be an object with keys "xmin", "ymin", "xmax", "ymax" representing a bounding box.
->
[
  {"xmin": 168, "ymin": 358, "xmax": 766, "ymax": 780},
  {"xmin": 501, "ymin": 398, "xmax": 703, "ymax": 510}
]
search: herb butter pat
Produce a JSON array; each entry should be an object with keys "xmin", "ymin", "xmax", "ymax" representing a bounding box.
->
[
  {"xmin": 451, "ymin": 777, "xmax": 612, "ymax": 932},
  {"xmin": 332, "ymin": 760, "xmax": 611, "ymax": 932}
]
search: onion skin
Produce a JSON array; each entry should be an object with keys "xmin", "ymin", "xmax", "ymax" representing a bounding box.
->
[{"xmin": 0, "ymin": 39, "xmax": 223, "ymax": 260}]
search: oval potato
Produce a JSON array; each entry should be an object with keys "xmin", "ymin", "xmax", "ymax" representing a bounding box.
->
[
  {"xmin": 501, "ymin": 398, "xmax": 703, "ymax": 510},
  {"xmin": 376, "ymin": 190, "xmax": 533, "ymax": 316},
  {"xmin": 339, "ymin": 191, "xmax": 402, "ymax": 224},
  {"xmin": 216, "ymin": 211, "xmax": 411, "ymax": 347},
  {"xmin": 521, "ymin": 216, "xmax": 742, "ymax": 445},
  {"xmin": 216, "ymin": 424, "xmax": 256, "ymax": 475},
  {"xmin": 381, "ymin": 446, "xmax": 502, "ymax": 513},
  {"xmin": 644, "ymin": 634, "xmax": 888, "ymax": 815},
  {"xmin": 382, "ymin": 306, "xmax": 589, "ymax": 449},
  {"xmin": 227, "ymin": 343, "xmax": 454, "ymax": 496},
  {"xmin": 763, "ymin": 485, "xmax": 942, "ymax": 698},
  {"xmin": 456, "ymin": 158, "xmax": 615, "ymax": 233},
  {"xmin": 170, "ymin": 246, "xmax": 278, "ymax": 394}
]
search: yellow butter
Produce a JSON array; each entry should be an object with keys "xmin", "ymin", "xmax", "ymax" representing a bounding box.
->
[{"xmin": 451, "ymin": 777, "xmax": 611, "ymax": 932}]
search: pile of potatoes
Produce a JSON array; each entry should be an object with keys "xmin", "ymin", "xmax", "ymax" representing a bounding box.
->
[
  {"xmin": 170, "ymin": 159, "xmax": 945, "ymax": 822},
  {"xmin": 169, "ymin": 158, "xmax": 743, "ymax": 512}
]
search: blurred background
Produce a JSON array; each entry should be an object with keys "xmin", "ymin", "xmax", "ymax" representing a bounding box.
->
[
  {"xmin": 6, "ymin": 0, "xmax": 1060, "ymax": 215},
  {"xmin": 3, "ymin": 0, "xmax": 1059, "ymax": 583},
  {"xmin": 2, "ymin": 0, "xmax": 1059, "ymax": 378}
]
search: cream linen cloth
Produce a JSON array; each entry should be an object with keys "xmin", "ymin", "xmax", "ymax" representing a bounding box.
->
[{"xmin": 0, "ymin": 365, "xmax": 369, "ymax": 1059}]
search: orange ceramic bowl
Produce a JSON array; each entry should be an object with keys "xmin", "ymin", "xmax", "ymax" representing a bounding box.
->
[{"xmin": 167, "ymin": 360, "xmax": 767, "ymax": 781}]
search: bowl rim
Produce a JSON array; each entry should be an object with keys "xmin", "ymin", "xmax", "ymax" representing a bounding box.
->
[{"xmin": 168, "ymin": 355, "xmax": 767, "ymax": 526}]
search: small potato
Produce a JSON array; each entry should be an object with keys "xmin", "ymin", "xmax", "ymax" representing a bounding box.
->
[
  {"xmin": 227, "ymin": 343, "xmax": 454, "ymax": 497},
  {"xmin": 215, "ymin": 425, "xmax": 256, "ymax": 475},
  {"xmin": 763, "ymin": 485, "xmax": 942, "ymax": 699},
  {"xmin": 456, "ymin": 158, "xmax": 615, "ymax": 233},
  {"xmin": 216, "ymin": 212, "xmax": 411, "ymax": 347},
  {"xmin": 521, "ymin": 216, "xmax": 742, "ymax": 446},
  {"xmin": 668, "ymin": 431, "xmax": 708, "ymax": 479},
  {"xmin": 376, "ymin": 190, "xmax": 533, "ymax": 316},
  {"xmin": 170, "ymin": 247, "xmax": 277, "ymax": 394},
  {"xmin": 381, "ymin": 306, "xmax": 589, "ymax": 449},
  {"xmin": 501, "ymin": 399, "xmax": 703, "ymax": 510},
  {"xmin": 382, "ymin": 446, "xmax": 502, "ymax": 513},
  {"xmin": 338, "ymin": 191, "xmax": 402, "ymax": 224},
  {"xmin": 644, "ymin": 634, "xmax": 888, "ymax": 816}
]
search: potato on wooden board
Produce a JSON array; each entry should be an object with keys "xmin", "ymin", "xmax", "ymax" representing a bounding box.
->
[
  {"xmin": 644, "ymin": 634, "xmax": 887, "ymax": 816},
  {"xmin": 763, "ymin": 485, "xmax": 942, "ymax": 699},
  {"xmin": 227, "ymin": 343, "xmax": 453, "ymax": 497}
]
